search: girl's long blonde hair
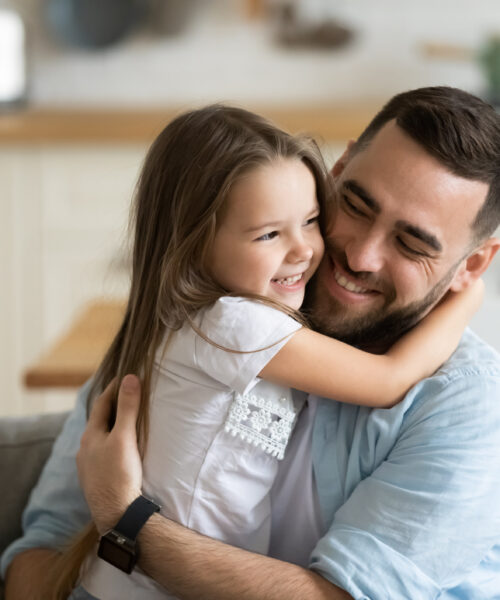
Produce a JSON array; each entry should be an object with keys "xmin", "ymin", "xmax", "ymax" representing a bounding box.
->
[{"xmin": 48, "ymin": 104, "xmax": 331, "ymax": 599}]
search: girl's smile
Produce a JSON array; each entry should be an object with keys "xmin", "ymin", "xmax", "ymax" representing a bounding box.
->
[{"xmin": 208, "ymin": 158, "xmax": 324, "ymax": 310}]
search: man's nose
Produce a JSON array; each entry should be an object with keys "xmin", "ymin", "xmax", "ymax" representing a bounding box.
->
[{"xmin": 344, "ymin": 233, "xmax": 386, "ymax": 274}]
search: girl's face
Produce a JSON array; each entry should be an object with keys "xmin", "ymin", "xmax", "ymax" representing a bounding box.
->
[{"xmin": 208, "ymin": 158, "xmax": 324, "ymax": 310}]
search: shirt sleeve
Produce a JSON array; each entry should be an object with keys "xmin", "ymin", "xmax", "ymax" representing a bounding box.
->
[
  {"xmin": 309, "ymin": 368, "xmax": 500, "ymax": 599},
  {"xmin": 0, "ymin": 383, "xmax": 91, "ymax": 579},
  {"xmin": 194, "ymin": 297, "xmax": 302, "ymax": 395}
]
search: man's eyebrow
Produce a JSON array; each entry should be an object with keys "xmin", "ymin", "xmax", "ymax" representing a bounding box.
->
[
  {"xmin": 396, "ymin": 220, "xmax": 443, "ymax": 252},
  {"xmin": 343, "ymin": 179, "xmax": 442, "ymax": 252},
  {"xmin": 343, "ymin": 180, "xmax": 381, "ymax": 213}
]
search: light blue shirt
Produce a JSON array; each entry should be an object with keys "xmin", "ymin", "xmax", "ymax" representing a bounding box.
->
[{"xmin": 2, "ymin": 329, "xmax": 500, "ymax": 599}]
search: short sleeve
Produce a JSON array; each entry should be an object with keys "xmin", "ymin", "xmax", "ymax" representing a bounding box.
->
[
  {"xmin": 309, "ymin": 369, "xmax": 500, "ymax": 599},
  {"xmin": 0, "ymin": 383, "xmax": 91, "ymax": 578},
  {"xmin": 195, "ymin": 297, "xmax": 302, "ymax": 395}
]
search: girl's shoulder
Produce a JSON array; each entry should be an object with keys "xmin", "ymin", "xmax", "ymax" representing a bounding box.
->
[
  {"xmin": 202, "ymin": 296, "xmax": 298, "ymax": 331},
  {"xmin": 198, "ymin": 296, "xmax": 302, "ymax": 351}
]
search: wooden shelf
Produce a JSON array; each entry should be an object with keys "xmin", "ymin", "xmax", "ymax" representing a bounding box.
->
[
  {"xmin": 24, "ymin": 300, "xmax": 125, "ymax": 389},
  {"xmin": 0, "ymin": 104, "xmax": 377, "ymax": 144}
]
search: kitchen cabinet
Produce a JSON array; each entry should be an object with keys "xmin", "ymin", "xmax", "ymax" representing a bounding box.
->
[{"xmin": 0, "ymin": 140, "xmax": 146, "ymax": 415}]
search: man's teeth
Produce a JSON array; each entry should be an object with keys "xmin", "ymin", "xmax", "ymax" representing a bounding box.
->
[
  {"xmin": 273, "ymin": 274, "xmax": 302, "ymax": 286},
  {"xmin": 334, "ymin": 271, "xmax": 368, "ymax": 293}
]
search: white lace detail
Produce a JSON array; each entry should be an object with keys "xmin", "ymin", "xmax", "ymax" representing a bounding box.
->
[{"xmin": 224, "ymin": 392, "xmax": 298, "ymax": 460}]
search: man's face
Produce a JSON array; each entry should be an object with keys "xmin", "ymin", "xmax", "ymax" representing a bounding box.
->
[{"xmin": 309, "ymin": 120, "xmax": 489, "ymax": 349}]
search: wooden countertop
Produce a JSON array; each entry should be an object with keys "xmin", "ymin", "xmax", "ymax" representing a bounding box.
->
[
  {"xmin": 24, "ymin": 300, "xmax": 126, "ymax": 388},
  {"xmin": 0, "ymin": 104, "xmax": 377, "ymax": 144}
]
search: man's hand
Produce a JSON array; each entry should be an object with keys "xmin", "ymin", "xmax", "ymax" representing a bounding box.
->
[
  {"xmin": 76, "ymin": 374, "xmax": 352, "ymax": 599},
  {"xmin": 76, "ymin": 375, "xmax": 143, "ymax": 534}
]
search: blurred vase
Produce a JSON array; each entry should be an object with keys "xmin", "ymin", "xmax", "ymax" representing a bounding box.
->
[
  {"xmin": 479, "ymin": 35, "xmax": 500, "ymax": 106},
  {"xmin": 45, "ymin": 0, "xmax": 147, "ymax": 50},
  {"xmin": 0, "ymin": 2, "xmax": 26, "ymax": 106},
  {"xmin": 147, "ymin": 0, "xmax": 201, "ymax": 36}
]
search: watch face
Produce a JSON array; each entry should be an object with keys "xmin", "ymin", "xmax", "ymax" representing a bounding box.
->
[{"xmin": 98, "ymin": 532, "xmax": 136, "ymax": 574}]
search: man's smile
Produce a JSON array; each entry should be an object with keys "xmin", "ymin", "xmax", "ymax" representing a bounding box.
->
[
  {"xmin": 322, "ymin": 253, "xmax": 383, "ymax": 306},
  {"xmin": 333, "ymin": 270, "xmax": 369, "ymax": 294}
]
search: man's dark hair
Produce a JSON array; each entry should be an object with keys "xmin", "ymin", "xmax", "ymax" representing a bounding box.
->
[{"xmin": 353, "ymin": 86, "xmax": 500, "ymax": 242}]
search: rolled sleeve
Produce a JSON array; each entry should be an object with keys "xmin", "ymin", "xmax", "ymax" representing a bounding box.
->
[
  {"xmin": 0, "ymin": 383, "xmax": 91, "ymax": 578},
  {"xmin": 310, "ymin": 369, "xmax": 500, "ymax": 599}
]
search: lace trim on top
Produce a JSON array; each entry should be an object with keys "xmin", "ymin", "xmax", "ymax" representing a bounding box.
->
[{"xmin": 224, "ymin": 392, "xmax": 298, "ymax": 460}]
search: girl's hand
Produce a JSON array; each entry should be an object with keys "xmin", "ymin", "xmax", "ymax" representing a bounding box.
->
[
  {"xmin": 77, "ymin": 375, "xmax": 144, "ymax": 534},
  {"xmin": 441, "ymin": 277, "xmax": 485, "ymax": 312}
]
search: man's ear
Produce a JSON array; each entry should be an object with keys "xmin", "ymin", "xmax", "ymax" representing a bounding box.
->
[
  {"xmin": 450, "ymin": 237, "xmax": 500, "ymax": 292},
  {"xmin": 331, "ymin": 139, "xmax": 356, "ymax": 178}
]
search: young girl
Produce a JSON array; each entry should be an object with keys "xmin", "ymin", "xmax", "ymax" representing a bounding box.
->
[{"xmin": 57, "ymin": 105, "xmax": 480, "ymax": 599}]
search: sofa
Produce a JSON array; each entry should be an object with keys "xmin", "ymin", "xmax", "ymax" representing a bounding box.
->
[{"xmin": 0, "ymin": 411, "xmax": 69, "ymax": 597}]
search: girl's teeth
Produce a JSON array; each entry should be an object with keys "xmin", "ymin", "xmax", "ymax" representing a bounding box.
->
[
  {"xmin": 334, "ymin": 272, "xmax": 368, "ymax": 293},
  {"xmin": 274, "ymin": 274, "xmax": 302, "ymax": 286}
]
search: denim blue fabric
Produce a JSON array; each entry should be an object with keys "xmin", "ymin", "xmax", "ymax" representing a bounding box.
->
[
  {"xmin": 68, "ymin": 585, "xmax": 100, "ymax": 600},
  {"xmin": 310, "ymin": 330, "xmax": 500, "ymax": 599},
  {"xmin": 1, "ymin": 380, "xmax": 92, "ymax": 581}
]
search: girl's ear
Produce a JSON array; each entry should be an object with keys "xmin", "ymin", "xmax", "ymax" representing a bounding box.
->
[
  {"xmin": 450, "ymin": 237, "xmax": 500, "ymax": 292},
  {"xmin": 331, "ymin": 139, "xmax": 356, "ymax": 178}
]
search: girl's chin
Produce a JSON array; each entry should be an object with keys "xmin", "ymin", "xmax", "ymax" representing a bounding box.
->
[{"xmin": 268, "ymin": 290, "xmax": 305, "ymax": 311}]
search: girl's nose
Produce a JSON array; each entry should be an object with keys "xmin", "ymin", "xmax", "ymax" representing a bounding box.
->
[{"xmin": 288, "ymin": 237, "xmax": 314, "ymax": 263}]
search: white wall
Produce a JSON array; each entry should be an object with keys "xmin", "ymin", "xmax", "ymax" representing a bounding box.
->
[
  {"xmin": 0, "ymin": 145, "xmax": 143, "ymax": 416},
  {"xmin": 14, "ymin": 0, "xmax": 500, "ymax": 107}
]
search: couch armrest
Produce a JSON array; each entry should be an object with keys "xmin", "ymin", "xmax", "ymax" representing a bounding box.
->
[{"xmin": 0, "ymin": 412, "xmax": 69, "ymax": 563}]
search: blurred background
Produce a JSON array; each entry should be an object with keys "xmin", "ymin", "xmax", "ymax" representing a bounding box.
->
[{"xmin": 1, "ymin": 0, "xmax": 499, "ymax": 416}]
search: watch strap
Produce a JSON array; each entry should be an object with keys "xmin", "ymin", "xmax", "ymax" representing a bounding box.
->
[{"xmin": 113, "ymin": 495, "xmax": 160, "ymax": 540}]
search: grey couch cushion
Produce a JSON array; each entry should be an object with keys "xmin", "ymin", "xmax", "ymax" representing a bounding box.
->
[{"xmin": 0, "ymin": 410, "xmax": 68, "ymax": 591}]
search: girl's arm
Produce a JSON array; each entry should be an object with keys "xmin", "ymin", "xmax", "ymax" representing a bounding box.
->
[{"xmin": 259, "ymin": 279, "xmax": 484, "ymax": 408}]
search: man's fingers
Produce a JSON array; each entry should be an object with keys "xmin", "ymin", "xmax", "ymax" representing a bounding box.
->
[
  {"xmin": 113, "ymin": 374, "xmax": 141, "ymax": 437},
  {"xmin": 87, "ymin": 377, "xmax": 117, "ymax": 431}
]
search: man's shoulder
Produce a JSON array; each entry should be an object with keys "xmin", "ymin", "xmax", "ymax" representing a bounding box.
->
[
  {"xmin": 313, "ymin": 329, "xmax": 500, "ymax": 451},
  {"xmin": 402, "ymin": 328, "xmax": 500, "ymax": 424},
  {"xmin": 438, "ymin": 327, "xmax": 500, "ymax": 378}
]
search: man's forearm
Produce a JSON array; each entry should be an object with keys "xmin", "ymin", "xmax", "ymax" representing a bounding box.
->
[
  {"xmin": 5, "ymin": 549, "xmax": 61, "ymax": 600},
  {"xmin": 78, "ymin": 377, "xmax": 353, "ymax": 599},
  {"xmin": 138, "ymin": 514, "xmax": 352, "ymax": 600}
]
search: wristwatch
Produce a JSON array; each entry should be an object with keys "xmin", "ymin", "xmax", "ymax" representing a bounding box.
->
[{"xmin": 97, "ymin": 495, "xmax": 161, "ymax": 574}]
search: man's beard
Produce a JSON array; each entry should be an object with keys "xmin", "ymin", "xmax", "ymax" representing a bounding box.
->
[{"xmin": 305, "ymin": 247, "xmax": 458, "ymax": 351}]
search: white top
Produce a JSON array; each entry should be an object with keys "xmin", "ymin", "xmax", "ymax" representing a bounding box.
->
[{"xmin": 82, "ymin": 297, "xmax": 303, "ymax": 599}]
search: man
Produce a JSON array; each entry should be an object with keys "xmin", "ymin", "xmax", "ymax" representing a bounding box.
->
[{"xmin": 3, "ymin": 86, "xmax": 500, "ymax": 599}]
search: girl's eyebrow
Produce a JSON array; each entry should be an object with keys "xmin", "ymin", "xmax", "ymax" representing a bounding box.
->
[
  {"xmin": 244, "ymin": 221, "xmax": 282, "ymax": 234},
  {"xmin": 244, "ymin": 205, "xmax": 320, "ymax": 234}
]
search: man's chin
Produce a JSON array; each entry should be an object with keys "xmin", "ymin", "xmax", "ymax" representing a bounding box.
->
[
  {"xmin": 306, "ymin": 278, "xmax": 449, "ymax": 352},
  {"xmin": 318, "ymin": 309, "xmax": 423, "ymax": 350},
  {"xmin": 307, "ymin": 302, "xmax": 400, "ymax": 350}
]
